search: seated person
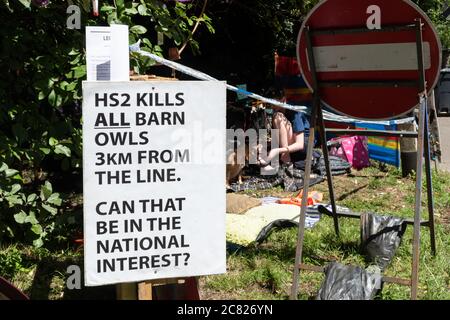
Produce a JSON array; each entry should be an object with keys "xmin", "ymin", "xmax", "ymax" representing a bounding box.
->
[{"xmin": 258, "ymin": 105, "xmax": 310, "ymax": 168}]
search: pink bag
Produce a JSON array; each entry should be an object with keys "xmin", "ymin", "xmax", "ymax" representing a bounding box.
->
[{"xmin": 329, "ymin": 135, "xmax": 370, "ymax": 170}]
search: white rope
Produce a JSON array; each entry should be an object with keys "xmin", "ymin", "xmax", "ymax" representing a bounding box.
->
[{"xmin": 130, "ymin": 43, "xmax": 414, "ymax": 126}]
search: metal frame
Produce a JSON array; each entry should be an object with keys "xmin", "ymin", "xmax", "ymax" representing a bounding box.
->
[{"xmin": 290, "ymin": 19, "xmax": 436, "ymax": 300}]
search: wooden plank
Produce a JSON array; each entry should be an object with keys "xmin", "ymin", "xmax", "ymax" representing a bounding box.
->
[{"xmin": 138, "ymin": 281, "xmax": 152, "ymax": 300}]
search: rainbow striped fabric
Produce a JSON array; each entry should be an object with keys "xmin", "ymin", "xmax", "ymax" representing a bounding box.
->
[{"xmin": 355, "ymin": 123, "xmax": 400, "ymax": 167}]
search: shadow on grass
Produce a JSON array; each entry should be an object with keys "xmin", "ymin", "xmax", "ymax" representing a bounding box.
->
[
  {"xmin": 301, "ymin": 240, "xmax": 361, "ymax": 266},
  {"xmin": 227, "ymin": 228, "xmax": 362, "ymax": 268},
  {"xmin": 27, "ymin": 256, "xmax": 115, "ymax": 300},
  {"xmin": 337, "ymin": 184, "xmax": 368, "ymax": 201}
]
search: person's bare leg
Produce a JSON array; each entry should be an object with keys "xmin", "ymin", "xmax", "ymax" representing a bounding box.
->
[{"xmin": 273, "ymin": 112, "xmax": 294, "ymax": 164}]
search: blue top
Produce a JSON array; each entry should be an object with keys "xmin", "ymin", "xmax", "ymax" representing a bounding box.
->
[
  {"xmin": 286, "ymin": 111, "xmax": 310, "ymax": 138},
  {"xmin": 284, "ymin": 110, "xmax": 311, "ymax": 162}
]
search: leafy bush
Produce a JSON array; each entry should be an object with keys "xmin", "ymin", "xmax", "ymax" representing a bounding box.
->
[
  {"xmin": 0, "ymin": 246, "xmax": 29, "ymax": 279},
  {"xmin": 0, "ymin": 0, "xmax": 213, "ymax": 247}
]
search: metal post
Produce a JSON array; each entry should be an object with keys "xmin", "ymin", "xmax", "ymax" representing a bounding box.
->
[
  {"xmin": 423, "ymin": 107, "xmax": 437, "ymax": 255},
  {"xmin": 411, "ymin": 98, "xmax": 425, "ymax": 300},
  {"xmin": 290, "ymin": 93, "xmax": 319, "ymax": 301},
  {"xmin": 290, "ymin": 26, "xmax": 321, "ymax": 300},
  {"xmin": 317, "ymin": 106, "xmax": 340, "ymax": 236},
  {"xmin": 411, "ymin": 18, "xmax": 426, "ymax": 300},
  {"xmin": 415, "ymin": 19, "xmax": 426, "ymax": 95},
  {"xmin": 304, "ymin": 24, "xmax": 339, "ymax": 236}
]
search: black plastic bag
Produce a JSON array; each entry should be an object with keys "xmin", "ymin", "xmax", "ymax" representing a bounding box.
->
[
  {"xmin": 360, "ymin": 213, "xmax": 407, "ymax": 270},
  {"xmin": 255, "ymin": 219, "xmax": 298, "ymax": 244},
  {"xmin": 255, "ymin": 205, "xmax": 322, "ymax": 244},
  {"xmin": 316, "ymin": 262, "xmax": 382, "ymax": 300}
]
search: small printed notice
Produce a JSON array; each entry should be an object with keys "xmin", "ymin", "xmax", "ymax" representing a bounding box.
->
[
  {"xmin": 82, "ymin": 81, "xmax": 227, "ymax": 286},
  {"xmin": 85, "ymin": 25, "xmax": 130, "ymax": 81}
]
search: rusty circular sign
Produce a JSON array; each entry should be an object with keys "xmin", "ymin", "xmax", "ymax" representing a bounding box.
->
[{"xmin": 297, "ymin": 0, "xmax": 442, "ymax": 120}]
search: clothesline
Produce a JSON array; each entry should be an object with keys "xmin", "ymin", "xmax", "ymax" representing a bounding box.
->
[{"xmin": 129, "ymin": 41, "xmax": 415, "ymax": 126}]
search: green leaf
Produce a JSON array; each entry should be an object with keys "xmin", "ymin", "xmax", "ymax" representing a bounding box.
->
[
  {"xmin": 70, "ymin": 65, "xmax": 86, "ymax": 79},
  {"xmin": 38, "ymin": 91, "xmax": 47, "ymax": 100},
  {"xmin": 48, "ymin": 90, "xmax": 63, "ymax": 107},
  {"xmin": 0, "ymin": 163, "xmax": 8, "ymax": 172},
  {"xmin": 25, "ymin": 211, "xmax": 39, "ymax": 225},
  {"xmin": 54, "ymin": 144, "xmax": 71, "ymax": 157},
  {"xmin": 42, "ymin": 203, "xmax": 58, "ymax": 215},
  {"xmin": 124, "ymin": 8, "xmax": 138, "ymax": 15},
  {"xmin": 27, "ymin": 193, "xmax": 38, "ymax": 203},
  {"xmin": 101, "ymin": 5, "xmax": 116, "ymax": 12},
  {"xmin": 6, "ymin": 226, "xmax": 14, "ymax": 238},
  {"xmin": 138, "ymin": 4, "xmax": 148, "ymax": 16},
  {"xmin": 48, "ymin": 89, "xmax": 56, "ymax": 106},
  {"xmin": 142, "ymin": 38, "xmax": 152, "ymax": 47},
  {"xmin": 31, "ymin": 224, "xmax": 43, "ymax": 235},
  {"xmin": 5, "ymin": 169, "xmax": 19, "ymax": 178},
  {"xmin": 6, "ymin": 195, "xmax": 23, "ymax": 206},
  {"xmin": 14, "ymin": 211, "xmax": 27, "ymax": 224},
  {"xmin": 33, "ymin": 238, "xmax": 44, "ymax": 248},
  {"xmin": 44, "ymin": 180, "xmax": 53, "ymax": 194},
  {"xmin": 69, "ymin": 54, "xmax": 82, "ymax": 66},
  {"xmin": 9, "ymin": 184, "xmax": 21, "ymax": 195},
  {"xmin": 39, "ymin": 147, "xmax": 51, "ymax": 155},
  {"xmin": 18, "ymin": 0, "xmax": 31, "ymax": 8},
  {"xmin": 68, "ymin": 49, "xmax": 79, "ymax": 56},
  {"xmin": 60, "ymin": 81, "xmax": 77, "ymax": 91},
  {"xmin": 107, "ymin": 12, "xmax": 119, "ymax": 25},
  {"xmin": 49, "ymin": 137, "xmax": 58, "ymax": 147},
  {"xmin": 116, "ymin": 0, "xmax": 125, "ymax": 8},
  {"xmin": 130, "ymin": 25, "xmax": 147, "ymax": 34},
  {"xmin": 40, "ymin": 181, "xmax": 52, "ymax": 200},
  {"xmin": 47, "ymin": 193, "xmax": 62, "ymax": 206}
]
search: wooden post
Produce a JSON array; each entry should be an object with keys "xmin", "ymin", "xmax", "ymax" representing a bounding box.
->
[{"xmin": 137, "ymin": 281, "xmax": 153, "ymax": 300}]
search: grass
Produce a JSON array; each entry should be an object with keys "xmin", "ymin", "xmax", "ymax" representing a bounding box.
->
[
  {"xmin": 201, "ymin": 163, "xmax": 450, "ymax": 300},
  {"xmin": 1, "ymin": 163, "xmax": 449, "ymax": 300}
]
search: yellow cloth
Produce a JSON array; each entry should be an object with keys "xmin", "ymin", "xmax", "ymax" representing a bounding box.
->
[
  {"xmin": 226, "ymin": 193, "xmax": 262, "ymax": 214},
  {"xmin": 226, "ymin": 204, "xmax": 300, "ymax": 245}
]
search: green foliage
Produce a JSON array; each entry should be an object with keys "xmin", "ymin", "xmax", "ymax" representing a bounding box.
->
[
  {"xmin": 410, "ymin": 0, "xmax": 450, "ymax": 50},
  {"xmin": 265, "ymin": 0, "xmax": 449, "ymax": 54},
  {"xmin": 0, "ymin": 1, "xmax": 214, "ymax": 247},
  {"xmin": 0, "ymin": 162, "xmax": 62, "ymax": 247},
  {"xmin": 100, "ymin": 0, "xmax": 214, "ymax": 74},
  {"xmin": 0, "ymin": 246, "xmax": 28, "ymax": 279}
]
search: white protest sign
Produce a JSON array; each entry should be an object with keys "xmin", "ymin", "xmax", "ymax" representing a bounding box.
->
[{"xmin": 82, "ymin": 81, "xmax": 226, "ymax": 286}]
